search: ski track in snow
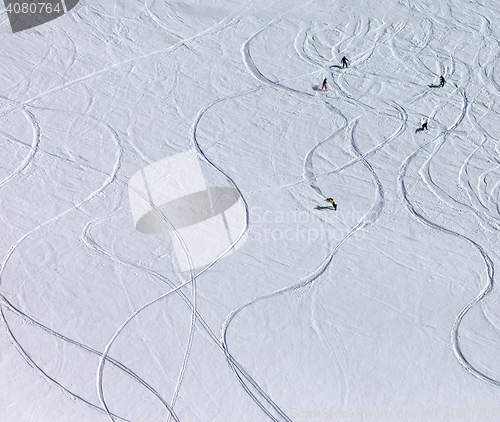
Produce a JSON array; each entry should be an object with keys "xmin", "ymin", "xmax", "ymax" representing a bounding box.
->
[
  {"xmin": 395, "ymin": 2, "xmax": 500, "ymax": 388},
  {"xmin": 0, "ymin": 100, "xmax": 40, "ymax": 191},
  {"xmin": 218, "ymin": 12, "xmax": 395, "ymax": 421},
  {"xmin": 398, "ymin": 132, "xmax": 498, "ymax": 387},
  {"xmin": 0, "ymin": 4, "xmax": 257, "ymax": 420},
  {"xmin": 91, "ymin": 157, "xmax": 238, "ymax": 420},
  {"xmin": 0, "ymin": 1, "xmax": 251, "ymax": 120},
  {"xmin": 0, "ymin": 112, "xmax": 132, "ymax": 419},
  {"xmin": 0, "ymin": 112, "xmax": 122, "ymax": 288},
  {"xmin": 93, "ymin": 85, "xmax": 256, "ymax": 420},
  {"xmin": 0, "ymin": 307, "xmax": 133, "ymax": 422},
  {"xmin": 368, "ymin": 5, "xmax": 500, "ymax": 389},
  {"xmin": 228, "ymin": 2, "xmax": 500, "ymax": 417},
  {"xmin": 220, "ymin": 115, "xmax": 386, "ymax": 422},
  {"xmin": 87, "ymin": 62, "xmax": 339, "ymax": 420},
  {"xmin": 0, "ymin": 89, "xmax": 218, "ymax": 421},
  {"xmin": 395, "ymin": 25, "xmax": 500, "ymax": 383},
  {"xmin": 0, "ymin": 57, "xmax": 329, "ymax": 422},
  {"xmin": 4, "ymin": 0, "xmax": 500, "ymax": 420},
  {"xmin": 189, "ymin": 86, "xmax": 290, "ymax": 422},
  {"xmin": 0, "ymin": 295, "xmax": 170, "ymax": 421}
]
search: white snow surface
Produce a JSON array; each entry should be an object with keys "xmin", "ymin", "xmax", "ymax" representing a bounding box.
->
[{"xmin": 1, "ymin": 0, "xmax": 500, "ymax": 421}]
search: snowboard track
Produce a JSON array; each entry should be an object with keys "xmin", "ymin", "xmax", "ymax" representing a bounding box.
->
[
  {"xmin": 4, "ymin": 1, "xmax": 500, "ymax": 420},
  {"xmin": 216, "ymin": 11, "xmax": 399, "ymax": 421}
]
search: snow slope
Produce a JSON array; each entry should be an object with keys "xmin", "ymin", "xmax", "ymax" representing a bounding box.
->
[{"xmin": 1, "ymin": 0, "xmax": 500, "ymax": 420}]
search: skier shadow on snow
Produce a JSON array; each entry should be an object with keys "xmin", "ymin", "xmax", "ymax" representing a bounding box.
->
[
  {"xmin": 315, "ymin": 205, "xmax": 334, "ymax": 211},
  {"xmin": 415, "ymin": 127, "xmax": 425, "ymax": 133},
  {"xmin": 312, "ymin": 85, "xmax": 322, "ymax": 91},
  {"xmin": 428, "ymin": 84, "xmax": 441, "ymax": 88},
  {"xmin": 330, "ymin": 65, "xmax": 342, "ymax": 69}
]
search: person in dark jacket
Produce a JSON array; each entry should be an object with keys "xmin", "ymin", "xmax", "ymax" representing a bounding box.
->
[
  {"xmin": 341, "ymin": 56, "xmax": 349, "ymax": 68},
  {"xmin": 322, "ymin": 78, "xmax": 327, "ymax": 90}
]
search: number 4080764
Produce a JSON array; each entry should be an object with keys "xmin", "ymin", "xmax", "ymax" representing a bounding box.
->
[
  {"xmin": 5, "ymin": 3, "xmax": 61, "ymax": 14},
  {"xmin": 443, "ymin": 408, "xmax": 498, "ymax": 418}
]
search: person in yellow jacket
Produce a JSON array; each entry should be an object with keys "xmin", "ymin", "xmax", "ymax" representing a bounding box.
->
[{"xmin": 325, "ymin": 198, "xmax": 337, "ymax": 210}]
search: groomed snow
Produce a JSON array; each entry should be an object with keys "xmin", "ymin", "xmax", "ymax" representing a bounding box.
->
[{"xmin": 1, "ymin": 0, "xmax": 500, "ymax": 421}]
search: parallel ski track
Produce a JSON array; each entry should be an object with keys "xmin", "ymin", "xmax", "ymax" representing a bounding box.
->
[
  {"xmin": 0, "ymin": 105, "xmax": 182, "ymax": 421},
  {"xmin": 396, "ymin": 3, "xmax": 500, "ymax": 387},
  {"xmin": 0, "ymin": 295, "xmax": 171, "ymax": 422},
  {"xmin": 93, "ymin": 176, "xmax": 207, "ymax": 422},
  {"xmin": 0, "ymin": 1, "xmax": 251, "ymax": 119},
  {"xmin": 93, "ymin": 90, "xmax": 257, "ymax": 420},
  {"xmin": 415, "ymin": 89, "xmax": 498, "ymax": 221},
  {"xmin": 218, "ymin": 11, "xmax": 396, "ymax": 421},
  {"xmin": 4, "ymin": 1, "xmax": 500, "ymax": 420},
  {"xmin": 397, "ymin": 58, "xmax": 499, "ymax": 387},
  {"xmin": 241, "ymin": 2, "xmax": 500, "ymax": 413},
  {"xmin": 398, "ymin": 134, "xmax": 498, "ymax": 387},
  {"xmin": 0, "ymin": 75, "xmax": 321, "ymax": 422},
  {"xmin": 190, "ymin": 86, "xmax": 287, "ymax": 422},
  {"xmin": 220, "ymin": 117, "xmax": 386, "ymax": 422},
  {"xmin": 82, "ymin": 75, "xmax": 327, "ymax": 422},
  {"xmin": 0, "ymin": 4, "xmax": 254, "ymax": 420},
  {"xmin": 0, "ymin": 112, "xmax": 152, "ymax": 420},
  {"xmin": 0, "ymin": 306, "xmax": 135, "ymax": 421}
]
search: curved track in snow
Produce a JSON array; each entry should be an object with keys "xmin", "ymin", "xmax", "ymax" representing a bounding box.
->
[
  {"xmin": 216, "ymin": 11, "xmax": 403, "ymax": 420},
  {"xmin": 4, "ymin": 0, "xmax": 500, "ymax": 420},
  {"xmin": 394, "ymin": 7, "xmax": 500, "ymax": 381},
  {"xmin": 398, "ymin": 134, "xmax": 497, "ymax": 386},
  {"xmin": 230, "ymin": 2, "xmax": 500, "ymax": 416}
]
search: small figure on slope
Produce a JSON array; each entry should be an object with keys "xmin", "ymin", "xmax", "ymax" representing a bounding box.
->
[
  {"xmin": 421, "ymin": 121, "xmax": 428, "ymax": 131},
  {"xmin": 322, "ymin": 78, "xmax": 328, "ymax": 90},
  {"xmin": 440, "ymin": 75, "xmax": 445, "ymax": 87},
  {"xmin": 341, "ymin": 56, "xmax": 349, "ymax": 68},
  {"xmin": 325, "ymin": 198, "xmax": 337, "ymax": 210}
]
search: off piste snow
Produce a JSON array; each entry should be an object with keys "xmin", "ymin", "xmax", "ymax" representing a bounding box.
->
[{"xmin": 1, "ymin": 0, "xmax": 500, "ymax": 421}]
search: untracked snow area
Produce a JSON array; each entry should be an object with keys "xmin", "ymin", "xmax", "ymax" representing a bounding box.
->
[{"xmin": 1, "ymin": 0, "xmax": 500, "ymax": 421}]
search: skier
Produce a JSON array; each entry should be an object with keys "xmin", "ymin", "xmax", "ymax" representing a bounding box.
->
[
  {"xmin": 421, "ymin": 121, "xmax": 428, "ymax": 131},
  {"xmin": 322, "ymin": 78, "xmax": 327, "ymax": 90},
  {"xmin": 440, "ymin": 75, "xmax": 445, "ymax": 87},
  {"xmin": 325, "ymin": 198, "xmax": 337, "ymax": 210},
  {"xmin": 341, "ymin": 56, "xmax": 349, "ymax": 68}
]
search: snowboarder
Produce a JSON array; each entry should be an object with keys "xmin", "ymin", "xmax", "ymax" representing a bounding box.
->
[
  {"xmin": 325, "ymin": 198, "xmax": 337, "ymax": 210},
  {"xmin": 421, "ymin": 121, "xmax": 428, "ymax": 131},
  {"xmin": 322, "ymin": 78, "xmax": 327, "ymax": 90},
  {"xmin": 341, "ymin": 56, "xmax": 349, "ymax": 68},
  {"xmin": 440, "ymin": 75, "xmax": 445, "ymax": 87}
]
